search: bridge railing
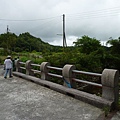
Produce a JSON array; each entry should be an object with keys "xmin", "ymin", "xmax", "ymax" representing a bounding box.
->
[
  {"xmin": 14, "ymin": 59, "xmax": 119, "ymax": 110},
  {"xmin": 72, "ymin": 70, "xmax": 102, "ymax": 88},
  {"xmin": 47, "ymin": 66, "xmax": 63, "ymax": 79}
]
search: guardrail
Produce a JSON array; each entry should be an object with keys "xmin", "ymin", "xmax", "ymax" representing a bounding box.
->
[{"xmin": 13, "ymin": 59, "xmax": 119, "ymax": 110}]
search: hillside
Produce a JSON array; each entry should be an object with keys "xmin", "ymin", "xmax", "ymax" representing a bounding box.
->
[{"xmin": 0, "ymin": 32, "xmax": 62, "ymax": 53}]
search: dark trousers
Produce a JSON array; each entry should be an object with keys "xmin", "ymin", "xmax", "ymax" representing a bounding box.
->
[{"xmin": 4, "ymin": 68, "xmax": 12, "ymax": 78}]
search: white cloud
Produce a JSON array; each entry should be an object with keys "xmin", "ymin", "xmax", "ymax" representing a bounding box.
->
[
  {"xmin": 66, "ymin": 36, "xmax": 78, "ymax": 46},
  {"xmin": 49, "ymin": 39, "xmax": 62, "ymax": 46},
  {"xmin": 0, "ymin": 0, "xmax": 120, "ymax": 46}
]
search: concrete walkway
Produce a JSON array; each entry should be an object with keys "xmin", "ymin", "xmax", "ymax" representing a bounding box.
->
[
  {"xmin": 0, "ymin": 66, "xmax": 118, "ymax": 120},
  {"xmin": 111, "ymin": 112, "xmax": 120, "ymax": 120}
]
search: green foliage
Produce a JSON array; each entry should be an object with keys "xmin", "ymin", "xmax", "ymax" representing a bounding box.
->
[
  {"xmin": 107, "ymin": 37, "xmax": 120, "ymax": 54},
  {"xmin": 75, "ymin": 53, "xmax": 102, "ymax": 72},
  {"xmin": 20, "ymin": 56, "xmax": 29, "ymax": 62},
  {"xmin": 0, "ymin": 56, "xmax": 6, "ymax": 64},
  {"xmin": 103, "ymin": 106, "xmax": 110, "ymax": 117},
  {"xmin": 0, "ymin": 31, "xmax": 120, "ymax": 73},
  {"xmin": 73, "ymin": 35, "xmax": 101, "ymax": 54},
  {"xmin": 0, "ymin": 57, "xmax": 2, "ymax": 64},
  {"xmin": 0, "ymin": 32, "xmax": 63, "ymax": 54},
  {"xmin": 0, "ymin": 48, "xmax": 4, "ymax": 55},
  {"xmin": 0, "ymin": 33, "xmax": 120, "ymax": 98},
  {"xmin": 0, "ymin": 33, "xmax": 17, "ymax": 55}
]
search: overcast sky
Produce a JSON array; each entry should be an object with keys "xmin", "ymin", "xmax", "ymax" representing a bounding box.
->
[{"xmin": 0, "ymin": 0, "xmax": 120, "ymax": 46}]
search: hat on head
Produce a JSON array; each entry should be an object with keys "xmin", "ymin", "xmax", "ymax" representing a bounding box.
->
[{"xmin": 7, "ymin": 55, "xmax": 11, "ymax": 58}]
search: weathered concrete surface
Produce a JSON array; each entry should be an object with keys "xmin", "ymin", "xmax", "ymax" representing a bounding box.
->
[
  {"xmin": 13, "ymin": 71, "xmax": 113, "ymax": 110},
  {"xmin": 0, "ymin": 67, "xmax": 105, "ymax": 120},
  {"xmin": 0, "ymin": 75, "xmax": 105, "ymax": 120},
  {"xmin": 111, "ymin": 111, "xmax": 120, "ymax": 120}
]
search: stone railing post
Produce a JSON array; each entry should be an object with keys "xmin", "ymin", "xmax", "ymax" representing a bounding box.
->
[
  {"xmin": 101, "ymin": 69, "xmax": 119, "ymax": 109},
  {"xmin": 40, "ymin": 62, "xmax": 50, "ymax": 80},
  {"xmin": 25, "ymin": 60, "xmax": 34, "ymax": 76},
  {"xmin": 62, "ymin": 64, "xmax": 76, "ymax": 88},
  {"xmin": 15, "ymin": 59, "xmax": 21, "ymax": 72}
]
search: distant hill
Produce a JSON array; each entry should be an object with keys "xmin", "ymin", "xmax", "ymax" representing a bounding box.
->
[{"xmin": 0, "ymin": 32, "xmax": 63, "ymax": 53}]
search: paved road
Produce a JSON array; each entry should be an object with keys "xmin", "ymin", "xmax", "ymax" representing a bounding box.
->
[
  {"xmin": 0, "ymin": 65, "xmax": 4, "ymax": 76},
  {"xmin": 0, "ymin": 66, "xmax": 114, "ymax": 120}
]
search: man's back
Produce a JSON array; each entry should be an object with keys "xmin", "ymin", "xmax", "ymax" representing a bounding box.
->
[{"xmin": 4, "ymin": 59, "xmax": 12, "ymax": 69}]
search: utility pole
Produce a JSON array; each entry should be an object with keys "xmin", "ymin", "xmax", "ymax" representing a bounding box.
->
[
  {"xmin": 6, "ymin": 25, "xmax": 10, "ymax": 53},
  {"xmin": 63, "ymin": 14, "xmax": 67, "ymax": 48},
  {"xmin": 57, "ymin": 14, "xmax": 67, "ymax": 49},
  {"xmin": 7, "ymin": 25, "xmax": 10, "ymax": 33},
  {"xmin": 7, "ymin": 25, "xmax": 10, "ymax": 34}
]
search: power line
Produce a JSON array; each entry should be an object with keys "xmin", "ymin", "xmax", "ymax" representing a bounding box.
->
[
  {"xmin": 67, "ymin": 12, "xmax": 120, "ymax": 21},
  {"xmin": 0, "ymin": 15, "xmax": 62, "ymax": 22},
  {"xmin": 67, "ymin": 6, "xmax": 120, "ymax": 16},
  {"xmin": 66, "ymin": 6, "xmax": 120, "ymax": 20},
  {"xmin": 1, "ymin": 6, "xmax": 120, "ymax": 22},
  {"xmin": 29, "ymin": 16, "xmax": 62, "ymax": 33}
]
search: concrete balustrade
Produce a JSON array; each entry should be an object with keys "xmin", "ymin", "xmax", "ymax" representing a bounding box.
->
[
  {"xmin": 14, "ymin": 60, "xmax": 120, "ymax": 110},
  {"xmin": 25, "ymin": 60, "xmax": 34, "ymax": 76},
  {"xmin": 15, "ymin": 59, "xmax": 21, "ymax": 72},
  {"xmin": 40, "ymin": 62, "xmax": 50, "ymax": 80},
  {"xmin": 101, "ymin": 69, "xmax": 119, "ymax": 109},
  {"xmin": 62, "ymin": 64, "xmax": 76, "ymax": 88}
]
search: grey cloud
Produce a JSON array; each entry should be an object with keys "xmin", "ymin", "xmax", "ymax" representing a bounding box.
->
[{"xmin": 0, "ymin": 0, "xmax": 120, "ymax": 46}]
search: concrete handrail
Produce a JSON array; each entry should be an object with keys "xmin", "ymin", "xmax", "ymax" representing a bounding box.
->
[{"xmin": 14, "ymin": 59, "xmax": 119, "ymax": 110}]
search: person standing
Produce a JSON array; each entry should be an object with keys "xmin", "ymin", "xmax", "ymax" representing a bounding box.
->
[{"xmin": 4, "ymin": 55, "xmax": 13, "ymax": 78}]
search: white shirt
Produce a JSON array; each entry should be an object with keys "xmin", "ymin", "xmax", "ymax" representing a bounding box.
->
[{"xmin": 4, "ymin": 59, "xmax": 12, "ymax": 69}]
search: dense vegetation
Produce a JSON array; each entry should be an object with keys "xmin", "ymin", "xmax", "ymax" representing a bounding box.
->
[
  {"xmin": 0, "ymin": 32, "xmax": 120, "ymax": 74},
  {"xmin": 0, "ymin": 32, "xmax": 62, "ymax": 53},
  {"xmin": 0, "ymin": 32, "xmax": 120, "ymax": 105}
]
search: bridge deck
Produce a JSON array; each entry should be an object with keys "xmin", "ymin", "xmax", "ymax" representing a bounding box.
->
[{"xmin": 0, "ymin": 66, "xmax": 105, "ymax": 120}]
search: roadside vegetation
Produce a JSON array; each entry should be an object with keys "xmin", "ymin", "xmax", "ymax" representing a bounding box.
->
[
  {"xmin": 0, "ymin": 32, "xmax": 120, "ymax": 72},
  {"xmin": 0, "ymin": 32, "xmax": 120, "ymax": 107}
]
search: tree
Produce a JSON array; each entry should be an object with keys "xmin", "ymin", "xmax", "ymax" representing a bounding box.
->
[
  {"xmin": 106, "ymin": 37, "xmax": 120, "ymax": 54},
  {"xmin": 0, "ymin": 33, "xmax": 17, "ymax": 54},
  {"xmin": 73, "ymin": 35, "xmax": 101, "ymax": 54}
]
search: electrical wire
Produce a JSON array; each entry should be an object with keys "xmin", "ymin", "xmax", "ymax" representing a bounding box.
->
[
  {"xmin": 0, "ymin": 6, "xmax": 120, "ymax": 22},
  {"xmin": 0, "ymin": 15, "xmax": 62, "ymax": 22},
  {"xmin": 1, "ymin": 6, "xmax": 120, "ymax": 41},
  {"xmin": 29, "ymin": 16, "xmax": 62, "ymax": 31},
  {"xmin": 67, "ymin": 6, "xmax": 120, "ymax": 16},
  {"xmin": 66, "ymin": 6, "xmax": 120, "ymax": 21}
]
